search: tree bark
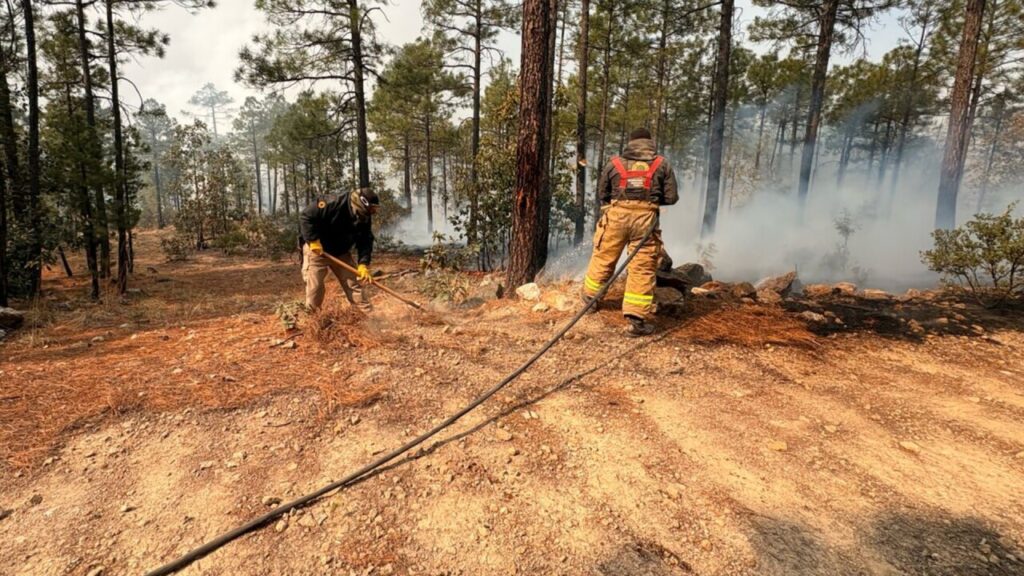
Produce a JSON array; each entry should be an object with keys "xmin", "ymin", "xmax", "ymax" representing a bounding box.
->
[
  {"xmin": 796, "ymin": 0, "xmax": 839, "ymax": 207},
  {"xmin": 889, "ymin": 7, "xmax": 931, "ymax": 193},
  {"xmin": 75, "ymin": 0, "xmax": 111, "ymax": 278},
  {"xmin": 425, "ymin": 113, "xmax": 434, "ymax": 233},
  {"xmin": 0, "ymin": 155, "xmax": 7, "ymax": 306},
  {"xmin": 468, "ymin": 4, "xmax": 482, "ymax": 245},
  {"xmin": 573, "ymin": 0, "xmax": 590, "ymax": 245},
  {"xmin": 22, "ymin": 0, "xmax": 42, "ymax": 295},
  {"xmin": 105, "ymin": 0, "xmax": 130, "ymax": 294},
  {"xmin": 593, "ymin": 0, "xmax": 613, "ymax": 229},
  {"xmin": 506, "ymin": 0, "xmax": 554, "ymax": 290},
  {"xmin": 0, "ymin": 39, "xmax": 15, "ymax": 305},
  {"xmin": 348, "ymin": 0, "xmax": 371, "ymax": 190},
  {"xmin": 701, "ymin": 0, "xmax": 732, "ymax": 238},
  {"xmin": 936, "ymin": 0, "xmax": 986, "ymax": 229},
  {"xmin": 753, "ymin": 103, "xmax": 767, "ymax": 171},
  {"xmin": 976, "ymin": 102, "xmax": 1003, "ymax": 212},
  {"xmin": 66, "ymin": 81, "xmax": 100, "ymax": 299}
]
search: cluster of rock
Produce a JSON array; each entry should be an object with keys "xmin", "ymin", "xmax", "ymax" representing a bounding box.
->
[{"xmin": 0, "ymin": 306, "xmax": 25, "ymax": 341}]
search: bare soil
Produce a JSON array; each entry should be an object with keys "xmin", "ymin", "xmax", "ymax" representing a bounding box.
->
[{"xmin": 2, "ymin": 230, "xmax": 1023, "ymax": 576}]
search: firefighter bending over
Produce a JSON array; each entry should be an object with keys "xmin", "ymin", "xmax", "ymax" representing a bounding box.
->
[
  {"xmin": 582, "ymin": 128, "xmax": 678, "ymax": 336},
  {"xmin": 300, "ymin": 187, "xmax": 380, "ymax": 312}
]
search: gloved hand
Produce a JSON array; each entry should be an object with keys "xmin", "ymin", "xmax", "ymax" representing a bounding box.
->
[
  {"xmin": 308, "ymin": 240, "xmax": 323, "ymax": 255},
  {"xmin": 356, "ymin": 264, "xmax": 371, "ymax": 283}
]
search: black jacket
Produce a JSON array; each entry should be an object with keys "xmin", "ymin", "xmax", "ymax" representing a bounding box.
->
[
  {"xmin": 299, "ymin": 191, "xmax": 374, "ymax": 265},
  {"xmin": 596, "ymin": 138, "xmax": 679, "ymax": 206}
]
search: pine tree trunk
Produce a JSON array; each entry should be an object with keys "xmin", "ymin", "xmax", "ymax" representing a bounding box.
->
[
  {"xmin": 889, "ymin": 8, "xmax": 931, "ymax": 192},
  {"xmin": 22, "ymin": 0, "xmax": 42, "ymax": 296},
  {"xmin": 403, "ymin": 134, "xmax": 412, "ymax": 210},
  {"xmin": 76, "ymin": 0, "xmax": 111, "ymax": 279},
  {"xmin": 468, "ymin": 5, "xmax": 482, "ymax": 245},
  {"xmin": 593, "ymin": 1, "xmax": 613, "ymax": 229},
  {"xmin": 573, "ymin": 0, "xmax": 590, "ymax": 245},
  {"xmin": 0, "ymin": 154, "xmax": 7, "ymax": 305},
  {"xmin": 106, "ymin": 0, "xmax": 130, "ymax": 295},
  {"xmin": 796, "ymin": 0, "xmax": 839, "ymax": 207},
  {"xmin": 507, "ymin": 0, "xmax": 554, "ymax": 290},
  {"xmin": 152, "ymin": 128, "xmax": 164, "ymax": 228},
  {"xmin": 976, "ymin": 105, "xmax": 1003, "ymax": 212},
  {"xmin": 936, "ymin": 0, "xmax": 986, "ymax": 229},
  {"xmin": 348, "ymin": 0, "xmax": 371, "ymax": 190},
  {"xmin": 251, "ymin": 121, "xmax": 262, "ymax": 213},
  {"xmin": 754, "ymin": 103, "xmax": 767, "ymax": 171},
  {"xmin": 425, "ymin": 114, "xmax": 434, "ymax": 233},
  {"xmin": 66, "ymin": 83, "xmax": 100, "ymax": 299},
  {"xmin": 701, "ymin": 0, "xmax": 732, "ymax": 238}
]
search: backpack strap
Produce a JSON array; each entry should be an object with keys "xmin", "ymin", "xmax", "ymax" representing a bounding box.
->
[
  {"xmin": 611, "ymin": 157, "xmax": 630, "ymax": 189},
  {"xmin": 643, "ymin": 156, "xmax": 665, "ymax": 190}
]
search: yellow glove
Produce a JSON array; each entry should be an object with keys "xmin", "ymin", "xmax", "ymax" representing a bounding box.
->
[
  {"xmin": 356, "ymin": 264, "xmax": 371, "ymax": 282},
  {"xmin": 308, "ymin": 240, "xmax": 323, "ymax": 255}
]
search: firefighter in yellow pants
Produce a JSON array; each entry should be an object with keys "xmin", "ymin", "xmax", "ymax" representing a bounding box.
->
[{"xmin": 583, "ymin": 128, "xmax": 678, "ymax": 336}]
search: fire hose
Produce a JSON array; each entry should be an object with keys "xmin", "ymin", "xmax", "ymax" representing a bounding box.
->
[{"xmin": 144, "ymin": 220, "xmax": 658, "ymax": 576}]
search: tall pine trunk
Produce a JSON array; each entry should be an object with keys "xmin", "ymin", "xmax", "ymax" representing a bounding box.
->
[
  {"xmin": 348, "ymin": 0, "xmax": 371, "ymax": 190},
  {"xmin": 936, "ymin": 0, "xmax": 986, "ymax": 229},
  {"xmin": 66, "ymin": 84, "xmax": 100, "ymax": 299},
  {"xmin": 0, "ymin": 38, "xmax": 17, "ymax": 305},
  {"xmin": 573, "ymin": 0, "xmax": 590, "ymax": 245},
  {"xmin": 889, "ymin": 8, "xmax": 931, "ymax": 193},
  {"xmin": 403, "ymin": 134, "xmax": 412, "ymax": 209},
  {"xmin": 0, "ymin": 156, "xmax": 6, "ymax": 305},
  {"xmin": 753, "ymin": 103, "xmax": 767, "ymax": 171},
  {"xmin": 107, "ymin": 0, "xmax": 130, "ymax": 295},
  {"xmin": 251, "ymin": 121, "xmax": 262, "ymax": 213},
  {"xmin": 22, "ymin": 0, "xmax": 42, "ymax": 296},
  {"xmin": 593, "ymin": 1, "xmax": 613, "ymax": 229},
  {"xmin": 796, "ymin": 0, "xmax": 839, "ymax": 207},
  {"xmin": 468, "ymin": 5, "xmax": 482, "ymax": 245},
  {"xmin": 425, "ymin": 114, "xmax": 433, "ymax": 233},
  {"xmin": 507, "ymin": 0, "xmax": 554, "ymax": 290},
  {"xmin": 701, "ymin": 0, "xmax": 732, "ymax": 238},
  {"xmin": 76, "ymin": 0, "xmax": 111, "ymax": 278}
]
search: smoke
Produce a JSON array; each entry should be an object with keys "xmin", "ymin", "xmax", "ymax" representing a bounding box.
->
[{"xmin": 388, "ymin": 197, "xmax": 458, "ymax": 248}]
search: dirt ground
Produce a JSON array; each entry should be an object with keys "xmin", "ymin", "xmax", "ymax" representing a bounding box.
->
[{"xmin": 2, "ymin": 230, "xmax": 1024, "ymax": 576}]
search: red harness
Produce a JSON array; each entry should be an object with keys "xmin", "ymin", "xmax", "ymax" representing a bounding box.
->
[{"xmin": 611, "ymin": 156, "xmax": 664, "ymax": 191}]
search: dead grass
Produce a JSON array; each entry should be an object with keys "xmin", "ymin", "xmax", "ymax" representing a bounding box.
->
[{"xmin": 673, "ymin": 303, "xmax": 820, "ymax": 349}]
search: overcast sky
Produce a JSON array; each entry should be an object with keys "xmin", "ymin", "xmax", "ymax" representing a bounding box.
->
[{"xmin": 121, "ymin": 0, "xmax": 907, "ymax": 128}]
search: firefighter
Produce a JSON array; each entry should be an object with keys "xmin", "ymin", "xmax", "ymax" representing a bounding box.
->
[
  {"xmin": 300, "ymin": 187, "xmax": 380, "ymax": 312},
  {"xmin": 582, "ymin": 127, "xmax": 678, "ymax": 336}
]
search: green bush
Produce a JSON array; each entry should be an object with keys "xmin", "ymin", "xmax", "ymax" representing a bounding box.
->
[
  {"xmin": 212, "ymin": 225, "xmax": 250, "ymax": 255},
  {"xmin": 922, "ymin": 204, "xmax": 1024, "ymax": 304},
  {"xmin": 160, "ymin": 233, "xmax": 194, "ymax": 262}
]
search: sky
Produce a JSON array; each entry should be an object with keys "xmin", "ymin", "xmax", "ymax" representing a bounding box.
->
[{"xmin": 121, "ymin": 0, "xmax": 910, "ymax": 127}]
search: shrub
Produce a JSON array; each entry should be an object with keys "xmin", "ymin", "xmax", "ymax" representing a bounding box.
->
[
  {"xmin": 160, "ymin": 233, "xmax": 194, "ymax": 262},
  {"xmin": 212, "ymin": 225, "xmax": 249, "ymax": 255},
  {"xmin": 419, "ymin": 232, "xmax": 478, "ymax": 303},
  {"xmin": 922, "ymin": 204, "xmax": 1024, "ymax": 304}
]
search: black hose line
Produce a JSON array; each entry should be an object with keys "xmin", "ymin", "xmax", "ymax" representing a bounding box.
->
[{"xmin": 144, "ymin": 219, "xmax": 659, "ymax": 576}]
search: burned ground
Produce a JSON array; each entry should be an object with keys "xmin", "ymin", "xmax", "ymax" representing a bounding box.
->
[{"xmin": 1, "ymin": 230, "xmax": 1023, "ymax": 575}]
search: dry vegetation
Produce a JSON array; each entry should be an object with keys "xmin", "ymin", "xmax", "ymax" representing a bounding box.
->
[{"xmin": 2, "ymin": 230, "xmax": 1024, "ymax": 576}]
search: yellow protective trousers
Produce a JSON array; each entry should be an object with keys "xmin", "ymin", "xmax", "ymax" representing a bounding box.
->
[{"xmin": 582, "ymin": 200, "xmax": 661, "ymax": 320}]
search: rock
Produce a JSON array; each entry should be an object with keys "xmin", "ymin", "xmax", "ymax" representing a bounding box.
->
[
  {"xmin": 274, "ymin": 519, "xmax": 288, "ymax": 533},
  {"xmin": 802, "ymin": 284, "xmax": 834, "ymax": 298},
  {"xmin": 690, "ymin": 287, "xmax": 711, "ymax": 297},
  {"xmin": 551, "ymin": 294, "xmax": 573, "ymax": 312},
  {"xmin": 769, "ymin": 441, "xmax": 788, "ymax": 452},
  {"xmin": 515, "ymin": 283, "xmax": 541, "ymax": 301},
  {"xmin": 120, "ymin": 504, "xmax": 135, "ymax": 514},
  {"xmin": 756, "ymin": 289, "xmax": 782, "ymax": 305},
  {"xmin": 350, "ymin": 415, "xmax": 361, "ymax": 425},
  {"xmin": 798, "ymin": 311, "xmax": 828, "ymax": 324},
  {"xmin": 899, "ymin": 441, "xmax": 922, "ymax": 454},
  {"xmin": 755, "ymin": 271, "xmax": 799, "ymax": 297},
  {"xmin": 198, "ymin": 461, "xmax": 215, "ymax": 470},
  {"xmin": 29, "ymin": 494, "xmax": 43, "ymax": 506},
  {"xmin": 90, "ymin": 336, "xmax": 105, "ymax": 343},
  {"xmin": 494, "ymin": 428, "xmax": 513, "ymax": 442},
  {"xmin": 532, "ymin": 302, "xmax": 549, "ymax": 313},
  {"xmin": 730, "ymin": 282, "xmax": 757, "ymax": 299},
  {"xmin": 298, "ymin": 514, "xmax": 317, "ymax": 528},
  {"xmin": 834, "ymin": 282, "xmax": 857, "ymax": 295},
  {"xmin": 656, "ymin": 262, "xmax": 712, "ymax": 293},
  {"xmin": 0, "ymin": 307, "xmax": 25, "ymax": 330},
  {"xmin": 262, "ymin": 496, "xmax": 281, "ymax": 507},
  {"xmin": 700, "ymin": 280, "xmax": 728, "ymax": 293},
  {"xmin": 86, "ymin": 566, "xmax": 105, "ymax": 576},
  {"xmin": 861, "ymin": 289, "xmax": 891, "ymax": 300},
  {"xmin": 824, "ymin": 425, "xmax": 838, "ymax": 434}
]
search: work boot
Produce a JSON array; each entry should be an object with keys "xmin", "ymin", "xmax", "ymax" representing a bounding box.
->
[
  {"xmin": 580, "ymin": 293, "xmax": 600, "ymax": 314},
  {"xmin": 625, "ymin": 315, "xmax": 655, "ymax": 336}
]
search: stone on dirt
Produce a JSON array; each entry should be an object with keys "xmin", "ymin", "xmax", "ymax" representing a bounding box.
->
[
  {"xmin": 550, "ymin": 294, "xmax": 573, "ymax": 312},
  {"xmin": 655, "ymin": 262, "xmax": 712, "ymax": 293},
  {"xmin": 730, "ymin": 282, "xmax": 757, "ymax": 299},
  {"xmin": 532, "ymin": 302, "xmax": 549, "ymax": 313},
  {"xmin": 899, "ymin": 440, "xmax": 922, "ymax": 454},
  {"xmin": 494, "ymin": 428, "xmax": 513, "ymax": 442},
  {"xmin": 756, "ymin": 290, "xmax": 783, "ymax": 305},
  {"xmin": 754, "ymin": 271, "xmax": 799, "ymax": 297},
  {"xmin": 515, "ymin": 283, "xmax": 541, "ymax": 301},
  {"xmin": 834, "ymin": 282, "xmax": 857, "ymax": 295},
  {"xmin": 861, "ymin": 289, "xmax": 891, "ymax": 300},
  {"xmin": 0, "ymin": 306, "xmax": 25, "ymax": 330},
  {"xmin": 802, "ymin": 284, "xmax": 833, "ymax": 298},
  {"xmin": 86, "ymin": 566, "xmax": 105, "ymax": 576},
  {"xmin": 798, "ymin": 311, "xmax": 828, "ymax": 324}
]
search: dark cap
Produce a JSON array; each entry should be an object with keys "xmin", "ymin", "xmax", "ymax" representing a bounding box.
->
[
  {"xmin": 358, "ymin": 187, "xmax": 380, "ymax": 206},
  {"xmin": 629, "ymin": 127, "xmax": 652, "ymax": 141}
]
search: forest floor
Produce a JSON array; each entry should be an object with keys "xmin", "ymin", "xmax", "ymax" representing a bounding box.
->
[{"xmin": 2, "ymin": 229, "xmax": 1024, "ymax": 576}]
